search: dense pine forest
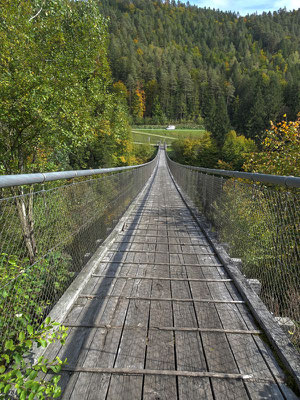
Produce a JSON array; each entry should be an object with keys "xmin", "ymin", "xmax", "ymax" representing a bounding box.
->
[{"xmin": 100, "ymin": 0, "xmax": 300, "ymax": 144}]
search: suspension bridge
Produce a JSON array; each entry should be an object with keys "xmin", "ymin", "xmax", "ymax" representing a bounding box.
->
[{"xmin": 0, "ymin": 147, "xmax": 299, "ymax": 399}]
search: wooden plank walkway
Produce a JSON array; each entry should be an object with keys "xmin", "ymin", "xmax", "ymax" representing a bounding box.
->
[{"xmin": 43, "ymin": 151, "xmax": 298, "ymax": 399}]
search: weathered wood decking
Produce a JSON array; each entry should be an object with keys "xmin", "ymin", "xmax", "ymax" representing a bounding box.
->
[{"xmin": 44, "ymin": 151, "xmax": 298, "ymax": 399}]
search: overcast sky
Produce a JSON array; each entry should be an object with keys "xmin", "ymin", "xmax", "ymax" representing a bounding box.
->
[{"xmin": 183, "ymin": 0, "xmax": 299, "ymax": 15}]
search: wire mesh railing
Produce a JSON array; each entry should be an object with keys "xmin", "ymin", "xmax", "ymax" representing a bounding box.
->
[
  {"xmin": 0, "ymin": 153, "xmax": 158, "ymax": 352},
  {"xmin": 167, "ymin": 153, "xmax": 300, "ymax": 349}
]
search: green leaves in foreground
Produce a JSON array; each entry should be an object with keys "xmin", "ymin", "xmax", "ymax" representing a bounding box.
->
[{"xmin": 0, "ymin": 318, "xmax": 68, "ymax": 399}]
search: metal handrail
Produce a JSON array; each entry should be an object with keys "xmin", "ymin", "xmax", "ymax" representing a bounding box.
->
[
  {"xmin": 166, "ymin": 151, "xmax": 300, "ymax": 188},
  {"xmin": 0, "ymin": 152, "xmax": 159, "ymax": 189}
]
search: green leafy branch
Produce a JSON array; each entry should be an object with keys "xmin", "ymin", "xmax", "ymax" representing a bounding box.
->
[{"xmin": 0, "ymin": 317, "xmax": 68, "ymax": 399}]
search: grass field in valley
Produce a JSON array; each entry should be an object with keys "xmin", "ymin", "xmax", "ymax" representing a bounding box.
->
[{"xmin": 132, "ymin": 128, "xmax": 205, "ymax": 145}]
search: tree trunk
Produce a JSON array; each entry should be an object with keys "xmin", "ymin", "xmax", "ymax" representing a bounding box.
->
[{"xmin": 14, "ymin": 187, "xmax": 37, "ymax": 264}]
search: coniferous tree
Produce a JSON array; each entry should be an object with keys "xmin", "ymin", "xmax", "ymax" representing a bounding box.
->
[
  {"xmin": 97, "ymin": 0, "xmax": 300, "ymax": 144},
  {"xmin": 246, "ymin": 87, "xmax": 268, "ymax": 140}
]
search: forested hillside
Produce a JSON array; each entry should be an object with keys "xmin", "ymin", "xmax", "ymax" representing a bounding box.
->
[
  {"xmin": 99, "ymin": 0, "xmax": 300, "ymax": 144},
  {"xmin": 1, "ymin": 0, "xmax": 299, "ymax": 173}
]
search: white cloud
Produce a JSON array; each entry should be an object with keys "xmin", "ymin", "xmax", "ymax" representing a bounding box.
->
[
  {"xmin": 187, "ymin": 0, "xmax": 299, "ymax": 15},
  {"xmin": 274, "ymin": 0, "xmax": 300, "ymax": 10}
]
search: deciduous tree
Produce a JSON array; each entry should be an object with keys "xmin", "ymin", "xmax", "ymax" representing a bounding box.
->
[{"xmin": 243, "ymin": 114, "xmax": 300, "ymax": 176}]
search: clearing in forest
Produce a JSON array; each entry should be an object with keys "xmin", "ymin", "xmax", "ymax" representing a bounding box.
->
[{"xmin": 132, "ymin": 128, "xmax": 205, "ymax": 145}]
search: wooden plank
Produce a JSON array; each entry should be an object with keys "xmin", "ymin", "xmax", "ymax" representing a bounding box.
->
[
  {"xmin": 142, "ymin": 173, "xmax": 178, "ymax": 399},
  {"xmin": 79, "ymin": 294, "xmax": 245, "ymax": 304},
  {"xmin": 170, "ymin": 264, "xmax": 213, "ymax": 400},
  {"xmin": 185, "ymin": 263, "xmax": 227, "ymax": 281},
  {"xmin": 117, "ymin": 234, "xmax": 207, "ymax": 242},
  {"xmin": 183, "ymin": 258, "xmax": 250, "ymax": 399},
  {"xmin": 225, "ymin": 284, "xmax": 299, "ymax": 399},
  {"xmin": 205, "ymin": 277, "xmax": 285, "ymax": 399},
  {"xmin": 107, "ymin": 251, "xmax": 215, "ymax": 257},
  {"xmin": 125, "ymin": 240, "xmax": 154, "ymax": 252},
  {"xmin": 61, "ymin": 263, "xmax": 141, "ymax": 399},
  {"xmin": 166, "ymin": 174, "xmax": 250, "ymax": 400},
  {"xmin": 193, "ymin": 269, "xmax": 284, "ymax": 399},
  {"xmin": 34, "ymin": 193, "xmax": 155, "ymax": 389},
  {"xmin": 144, "ymin": 254, "xmax": 177, "ymax": 400},
  {"xmin": 61, "ymin": 366, "xmax": 266, "ymax": 380},
  {"xmin": 63, "ymin": 325, "xmax": 261, "ymax": 335},
  {"xmin": 43, "ymin": 265, "xmax": 137, "ymax": 396},
  {"xmin": 91, "ymin": 274, "xmax": 233, "ymax": 282},
  {"xmin": 129, "ymin": 222, "xmax": 200, "ymax": 228},
  {"xmin": 95, "ymin": 261, "xmax": 223, "ymax": 267},
  {"xmin": 75, "ymin": 263, "xmax": 148, "ymax": 399},
  {"xmin": 113, "ymin": 241, "xmax": 211, "ymax": 246},
  {"xmin": 123, "ymin": 228, "xmax": 200, "ymax": 233},
  {"xmin": 105, "ymin": 266, "xmax": 152, "ymax": 399}
]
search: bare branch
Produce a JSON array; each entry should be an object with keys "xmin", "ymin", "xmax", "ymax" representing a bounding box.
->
[{"xmin": 29, "ymin": 7, "xmax": 42, "ymax": 22}]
